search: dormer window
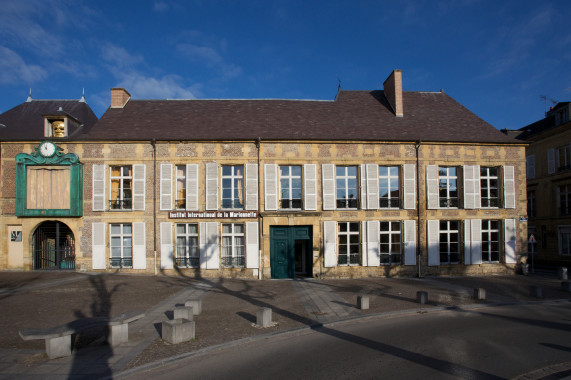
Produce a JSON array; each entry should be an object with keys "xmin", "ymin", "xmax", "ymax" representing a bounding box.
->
[{"xmin": 45, "ymin": 118, "xmax": 67, "ymax": 138}]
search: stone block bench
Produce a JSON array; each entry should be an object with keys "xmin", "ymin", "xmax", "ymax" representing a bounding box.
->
[{"xmin": 19, "ymin": 310, "xmax": 145, "ymax": 359}]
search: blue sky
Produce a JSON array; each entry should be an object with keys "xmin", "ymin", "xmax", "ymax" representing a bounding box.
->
[{"xmin": 0, "ymin": 0, "xmax": 569, "ymax": 130}]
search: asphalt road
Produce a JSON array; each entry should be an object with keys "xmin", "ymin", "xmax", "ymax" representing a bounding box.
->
[{"xmin": 127, "ymin": 301, "xmax": 571, "ymax": 380}]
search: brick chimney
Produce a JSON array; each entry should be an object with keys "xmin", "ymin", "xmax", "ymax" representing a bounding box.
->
[
  {"xmin": 383, "ymin": 70, "xmax": 403, "ymax": 117},
  {"xmin": 110, "ymin": 88, "xmax": 131, "ymax": 108}
]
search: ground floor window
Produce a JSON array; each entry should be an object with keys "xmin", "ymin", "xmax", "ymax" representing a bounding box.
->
[
  {"xmin": 176, "ymin": 223, "xmax": 199, "ymax": 267},
  {"xmin": 559, "ymin": 226, "xmax": 571, "ymax": 256},
  {"xmin": 222, "ymin": 223, "xmax": 245, "ymax": 267},
  {"xmin": 440, "ymin": 220, "xmax": 459, "ymax": 264},
  {"xmin": 482, "ymin": 220, "xmax": 500, "ymax": 262},
  {"xmin": 338, "ymin": 222, "xmax": 360, "ymax": 265},
  {"xmin": 110, "ymin": 223, "xmax": 132, "ymax": 268},
  {"xmin": 380, "ymin": 221, "xmax": 401, "ymax": 265}
]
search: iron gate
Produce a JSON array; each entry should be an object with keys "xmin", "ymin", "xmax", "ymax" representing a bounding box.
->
[{"xmin": 33, "ymin": 221, "xmax": 75, "ymax": 270}]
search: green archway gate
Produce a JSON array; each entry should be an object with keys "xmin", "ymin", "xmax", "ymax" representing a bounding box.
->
[{"xmin": 270, "ymin": 226, "xmax": 312, "ymax": 279}]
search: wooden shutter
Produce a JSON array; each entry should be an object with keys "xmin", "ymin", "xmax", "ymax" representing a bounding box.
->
[
  {"xmin": 470, "ymin": 219, "xmax": 482, "ymax": 265},
  {"xmin": 132, "ymin": 164, "xmax": 146, "ymax": 211},
  {"xmin": 245, "ymin": 164, "xmax": 258, "ymax": 210},
  {"xmin": 361, "ymin": 221, "xmax": 368, "ymax": 267},
  {"xmin": 200, "ymin": 222, "xmax": 219, "ymax": 269},
  {"xmin": 504, "ymin": 219, "xmax": 517, "ymax": 264},
  {"xmin": 463, "ymin": 165, "xmax": 481, "ymax": 209},
  {"xmin": 403, "ymin": 164, "xmax": 416, "ymax": 210},
  {"xmin": 427, "ymin": 220, "xmax": 440, "ymax": 266},
  {"xmin": 264, "ymin": 164, "xmax": 278, "ymax": 211},
  {"xmin": 464, "ymin": 220, "xmax": 472, "ymax": 265},
  {"xmin": 503, "ymin": 166, "xmax": 515, "ymax": 209},
  {"xmin": 304, "ymin": 164, "xmax": 317, "ymax": 211},
  {"xmin": 92, "ymin": 222, "xmax": 106, "ymax": 269},
  {"xmin": 160, "ymin": 222, "xmax": 173, "ymax": 269},
  {"xmin": 205, "ymin": 163, "xmax": 218, "ymax": 210},
  {"xmin": 322, "ymin": 164, "xmax": 335, "ymax": 210},
  {"xmin": 526, "ymin": 155, "xmax": 535, "ymax": 179},
  {"xmin": 548, "ymin": 148, "xmax": 555, "ymax": 174},
  {"xmin": 186, "ymin": 164, "xmax": 199, "ymax": 210},
  {"xmin": 366, "ymin": 164, "xmax": 379, "ymax": 209},
  {"xmin": 133, "ymin": 222, "xmax": 146, "ymax": 269},
  {"xmin": 323, "ymin": 221, "xmax": 337, "ymax": 267},
  {"xmin": 404, "ymin": 220, "xmax": 416, "ymax": 265},
  {"xmin": 367, "ymin": 221, "xmax": 380, "ymax": 266},
  {"xmin": 426, "ymin": 165, "xmax": 439, "ymax": 209},
  {"xmin": 360, "ymin": 164, "xmax": 367, "ymax": 209},
  {"xmin": 92, "ymin": 164, "xmax": 105, "ymax": 211},
  {"xmin": 160, "ymin": 164, "xmax": 173, "ymax": 211},
  {"xmin": 246, "ymin": 222, "xmax": 259, "ymax": 269}
]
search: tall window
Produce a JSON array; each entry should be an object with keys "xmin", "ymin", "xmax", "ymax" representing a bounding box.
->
[
  {"xmin": 438, "ymin": 167, "xmax": 458, "ymax": 208},
  {"xmin": 176, "ymin": 224, "xmax": 199, "ymax": 267},
  {"xmin": 560, "ymin": 185, "xmax": 571, "ymax": 215},
  {"xmin": 222, "ymin": 166, "xmax": 244, "ymax": 209},
  {"xmin": 380, "ymin": 221, "xmax": 401, "ymax": 265},
  {"xmin": 336, "ymin": 166, "xmax": 359, "ymax": 209},
  {"xmin": 482, "ymin": 220, "xmax": 500, "ymax": 262},
  {"xmin": 557, "ymin": 145, "xmax": 571, "ymax": 172},
  {"xmin": 527, "ymin": 190, "xmax": 536, "ymax": 217},
  {"xmin": 379, "ymin": 166, "xmax": 400, "ymax": 208},
  {"xmin": 338, "ymin": 222, "xmax": 360, "ymax": 265},
  {"xmin": 176, "ymin": 165, "xmax": 186, "ymax": 210},
  {"xmin": 222, "ymin": 223, "xmax": 245, "ymax": 267},
  {"xmin": 439, "ymin": 221, "xmax": 459, "ymax": 264},
  {"xmin": 280, "ymin": 165, "xmax": 302, "ymax": 209},
  {"xmin": 110, "ymin": 224, "xmax": 132, "ymax": 268},
  {"xmin": 110, "ymin": 166, "xmax": 132, "ymax": 210},
  {"xmin": 480, "ymin": 167, "xmax": 499, "ymax": 207},
  {"xmin": 559, "ymin": 226, "xmax": 571, "ymax": 256}
]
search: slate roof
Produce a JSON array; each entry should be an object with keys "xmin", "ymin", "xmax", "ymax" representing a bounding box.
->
[
  {"xmin": 0, "ymin": 99, "xmax": 98, "ymax": 141},
  {"xmin": 83, "ymin": 90, "xmax": 519, "ymax": 144}
]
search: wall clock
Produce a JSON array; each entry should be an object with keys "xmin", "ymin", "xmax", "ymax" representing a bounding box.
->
[{"xmin": 39, "ymin": 141, "xmax": 57, "ymax": 157}]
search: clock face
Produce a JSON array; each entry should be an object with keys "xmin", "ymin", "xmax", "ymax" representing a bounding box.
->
[{"xmin": 39, "ymin": 141, "xmax": 56, "ymax": 157}]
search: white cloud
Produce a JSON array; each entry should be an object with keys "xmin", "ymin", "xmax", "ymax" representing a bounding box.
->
[
  {"xmin": 0, "ymin": 46, "xmax": 47, "ymax": 84},
  {"xmin": 100, "ymin": 43, "xmax": 144, "ymax": 69},
  {"xmin": 177, "ymin": 43, "xmax": 224, "ymax": 65},
  {"xmin": 115, "ymin": 73, "xmax": 201, "ymax": 99}
]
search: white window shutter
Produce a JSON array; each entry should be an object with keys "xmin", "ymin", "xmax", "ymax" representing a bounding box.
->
[
  {"xmin": 360, "ymin": 165, "xmax": 367, "ymax": 209},
  {"xmin": 403, "ymin": 164, "xmax": 416, "ymax": 210},
  {"xmin": 186, "ymin": 164, "xmax": 199, "ymax": 210},
  {"xmin": 426, "ymin": 165, "xmax": 439, "ymax": 209},
  {"xmin": 361, "ymin": 221, "xmax": 368, "ymax": 267},
  {"xmin": 92, "ymin": 222, "xmax": 106, "ymax": 269},
  {"xmin": 548, "ymin": 148, "xmax": 555, "ymax": 174},
  {"xmin": 504, "ymin": 219, "xmax": 517, "ymax": 264},
  {"xmin": 427, "ymin": 220, "xmax": 440, "ymax": 266},
  {"xmin": 133, "ymin": 164, "xmax": 146, "ymax": 211},
  {"xmin": 245, "ymin": 164, "xmax": 258, "ymax": 210},
  {"xmin": 366, "ymin": 164, "xmax": 379, "ymax": 209},
  {"xmin": 404, "ymin": 220, "xmax": 416, "ymax": 265},
  {"xmin": 133, "ymin": 222, "xmax": 146, "ymax": 269},
  {"xmin": 322, "ymin": 164, "xmax": 335, "ymax": 210},
  {"xmin": 160, "ymin": 222, "xmax": 173, "ymax": 269},
  {"xmin": 206, "ymin": 163, "xmax": 219, "ymax": 210},
  {"xmin": 304, "ymin": 164, "xmax": 317, "ymax": 211},
  {"xmin": 200, "ymin": 222, "xmax": 219, "ymax": 269},
  {"xmin": 264, "ymin": 164, "xmax": 278, "ymax": 211},
  {"xmin": 503, "ymin": 166, "xmax": 515, "ymax": 209},
  {"xmin": 463, "ymin": 165, "xmax": 481, "ymax": 209},
  {"xmin": 526, "ymin": 155, "xmax": 535, "ymax": 179},
  {"xmin": 246, "ymin": 222, "xmax": 259, "ymax": 269},
  {"xmin": 92, "ymin": 164, "xmax": 106, "ymax": 211},
  {"xmin": 323, "ymin": 221, "xmax": 337, "ymax": 267},
  {"xmin": 367, "ymin": 221, "xmax": 380, "ymax": 266},
  {"xmin": 160, "ymin": 164, "xmax": 173, "ymax": 211},
  {"xmin": 471, "ymin": 219, "xmax": 482, "ymax": 265},
  {"xmin": 464, "ymin": 220, "xmax": 472, "ymax": 265}
]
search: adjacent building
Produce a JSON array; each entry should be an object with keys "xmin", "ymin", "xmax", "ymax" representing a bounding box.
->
[{"xmin": 0, "ymin": 70, "xmax": 528, "ymax": 278}]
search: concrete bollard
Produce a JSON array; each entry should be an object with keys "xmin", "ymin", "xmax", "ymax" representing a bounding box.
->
[
  {"xmin": 357, "ymin": 295, "xmax": 369, "ymax": 310},
  {"xmin": 185, "ymin": 299, "xmax": 202, "ymax": 315},
  {"xmin": 473, "ymin": 288, "xmax": 486, "ymax": 300},
  {"xmin": 558, "ymin": 267, "xmax": 568, "ymax": 281},
  {"xmin": 562, "ymin": 281, "xmax": 571, "ymax": 292},
  {"xmin": 257, "ymin": 308, "xmax": 273, "ymax": 328},
  {"xmin": 162, "ymin": 319, "xmax": 195, "ymax": 344},
  {"xmin": 416, "ymin": 291, "xmax": 428, "ymax": 304},
  {"xmin": 174, "ymin": 305, "xmax": 193, "ymax": 321},
  {"xmin": 530, "ymin": 285, "xmax": 543, "ymax": 298}
]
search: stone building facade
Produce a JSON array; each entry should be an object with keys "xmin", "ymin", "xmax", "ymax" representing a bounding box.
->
[{"xmin": 0, "ymin": 70, "xmax": 528, "ymax": 278}]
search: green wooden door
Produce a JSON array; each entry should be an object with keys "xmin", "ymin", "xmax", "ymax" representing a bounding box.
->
[{"xmin": 270, "ymin": 226, "xmax": 311, "ymax": 279}]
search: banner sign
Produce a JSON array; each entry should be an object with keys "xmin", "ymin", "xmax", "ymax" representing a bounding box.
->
[{"xmin": 168, "ymin": 210, "xmax": 258, "ymax": 219}]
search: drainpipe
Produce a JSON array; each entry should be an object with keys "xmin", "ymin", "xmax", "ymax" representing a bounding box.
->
[
  {"xmin": 151, "ymin": 139, "xmax": 157, "ymax": 276},
  {"xmin": 415, "ymin": 140, "xmax": 422, "ymax": 278},
  {"xmin": 256, "ymin": 137, "xmax": 262, "ymax": 280}
]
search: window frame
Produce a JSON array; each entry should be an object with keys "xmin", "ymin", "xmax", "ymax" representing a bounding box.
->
[
  {"xmin": 481, "ymin": 220, "xmax": 500, "ymax": 263},
  {"xmin": 439, "ymin": 220, "xmax": 460, "ymax": 264},
  {"xmin": 379, "ymin": 166, "xmax": 400, "ymax": 209},
  {"xmin": 379, "ymin": 221, "xmax": 401, "ymax": 265},
  {"xmin": 560, "ymin": 184, "xmax": 571, "ymax": 216},
  {"xmin": 221, "ymin": 165, "xmax": 245, "ymax": 210},
  {"xmin": 337, "ymin": 222, "xmax": 360, "ymax": 265},
  {"xmin": 527, "ymin": 190, "xmax": 536, "ymax": 217},
  {"xmin": 175, "ymin": 165, "xmax": 186, "ymax": 210},
  {"xmin": 175, "ymin": 223, "xmax": 199, "ymax": 268},
  {"xmin": 221, "ymin": 223, "xmax": 245, "ymax": 268},
  {"xmin": 110, "ymin": 165, "xmax": 133, "ymax": 210},
  {"xmin": 480, "ymin": 167, "xmax": 500, "ymax": 208},
  {"xmin": 438, "ymin": 166, "xmax": 459, "ymax": 208},
  {"xmin": 336, "ymin": 166, "xmax": 359, "ymax": 209},
  {"xmin": 279, "ymin": 165, "xmax": 303, "ymax": 210},
  {"xmin": 556, "ymin": 145, "xmax": 571, "ymax": 172},
  {"xmin": 110, "ymin": 223, "xmax": 133, "ymax": 268}
]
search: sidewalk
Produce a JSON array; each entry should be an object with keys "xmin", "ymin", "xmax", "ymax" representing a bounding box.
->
[{"xmin": 0, "ymin": 270, "xmax": 569, "ymax": 379}]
